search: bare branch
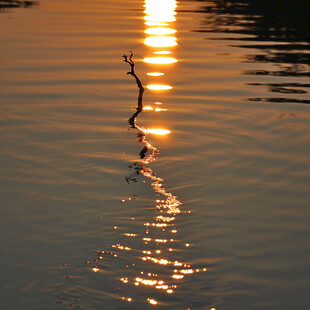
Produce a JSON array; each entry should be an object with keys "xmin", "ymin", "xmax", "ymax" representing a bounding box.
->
[{"xmin": 123, "ymin": 51, "xmax": 144, "ymax": 126}]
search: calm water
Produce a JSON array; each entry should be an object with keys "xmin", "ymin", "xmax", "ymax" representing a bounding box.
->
[{"xmin": 1, "ymin": 1, "xmax": 310, "ymax": 309}]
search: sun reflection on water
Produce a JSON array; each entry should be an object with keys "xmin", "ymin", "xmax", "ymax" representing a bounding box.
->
[
  {"xmin": 112, "ymin": 47, "xmax": 207, "ymax": 301},
  {"xmin": 145, "ymin": 21, "xmax": 168, "ymax": 26},
  {"xmin": 147, "ymin": 72, "xmax": 164, "ymax": 76},
  {"xmin": 145, "ymin": 36, "xmax": 177, "ymax": 47},
  {"xmin": 144, "ymin": 0, "xmax": 178, "ymax": 65},
  {"xmin": 143, "ymin": 57, "xmax": 178, "ymax": 64},
  {"xmin": 154, "ymin": 51, "xmax": 172, "ymax": 54},
  {"xmin": 87, "ymin": 1, "xmax": 207, "ymax": 307},
  {"xmin": 147, "ymin": 84, "xmax": 173, "ymax": 90},
  {"xmin": 145, "ymin": 28, "xmax": 177, "ymax": 35},
  {"xmin": 143, "ymin": 106, "xmax": 167, "ymax": 112}
]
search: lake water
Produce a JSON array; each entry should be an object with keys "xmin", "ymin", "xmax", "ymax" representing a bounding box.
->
[{"xmin": 1, "ymin": 1, "xmax": 310, "ymax": 309}]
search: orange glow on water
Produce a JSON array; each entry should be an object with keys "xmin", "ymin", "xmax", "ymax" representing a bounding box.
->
[
  {"xmin": 145, "ymin": 28, "xmax": 176, "ymax": 35},
  {"xmin": 143, "ymin": 57, "xmax": 177, "ymax": 64},
  {"xmin": 147, "ymin": 84, "xmax": 173, "ymax": 90}
]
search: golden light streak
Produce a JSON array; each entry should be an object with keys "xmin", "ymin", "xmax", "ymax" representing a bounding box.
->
[
  {"xmin": 143, "ymin": 106, "xmax": 154, "ymax": 111},
  {"xmin": 115, "ymin": 2, "xmax": 205, "ymax": 304},
  {"xmin": 147, "ymin": 84, "xmax": 173, "ymax": 90},
  {"xmin": 111, "ymin": 244, "xmax": 131, "ymax": 250},
  {"xmin": 144, "ymin": 0, "xmax": 177, "ymax": 12},
  {"xmin": 120, "ymin": 277, "xmax": 129, "ymax": 283},
  {"xmin": 172, "ymin": 274, "xmax": 184, "ymax": 279},
  {"xmin": 147, "ymin": 298, "xmax": 158, "ymax": 305},
  {"xmin": 156, "ymin": 215, "xmax": 175, "ymax": 221},
  {"xmin": 144, "ymin": 15, "xmax": 176, "ymax": 23},
  {"xmin": 144, "ymin": 222, "xmax": 168, "ymax": 227},
  {"xmin": 154, "ymin": 51, "xmax": 172, "ymax": 54},
  {"xmin": 145, "ymin": 28, "xmax": 176, "ymax": 35},
  {"xmin": 147, "ymin": 72, "xmax": 164, "ymax": 76},
  {"xmin": 146, "ymin": 129, "xmax": 171, "ymax": 135},
  {"xmin": 123, "ymin": 233, "xmax": 138, "ymax": 237},
  {"xmin": 143, "ymin": 57, "xmax": 177, "ymax": 64},
  {"xmin": 135, "ymin": 277, "xmax": 173, "ymax": 293},
  {"xmin": 179, "ymin": 269, "xmax": 194, "ymax": 274},
  {"xmin": 145, "ymin": 21, "xmax": 168, "ymax": 26},
  {"xmin": 122, "ymin": 297, "xmax": 133, "ymax": 302},
  {"xmin": 145, "ymin": 36, "xmax": 177, "ymax": 47},
  {"xmin": 144, "ymin": 0, "xmax": 177, "ymax": 23}
]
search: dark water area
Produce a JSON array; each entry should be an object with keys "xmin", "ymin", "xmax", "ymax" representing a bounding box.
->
[
  {"xmin": 0, "ymin": 1, "xmax": 38, "ymax": 11},
  {"xmin": 194, "ymin": 0, "xmax": 310, "ymax": 102},
  {"xmin": 0, "ymin": 0, "xmax": 309, "ymax": 309}
]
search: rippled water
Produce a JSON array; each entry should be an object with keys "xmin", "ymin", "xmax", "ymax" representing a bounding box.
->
[{"xmin": 1, "ymin": 1, "xmax": 310, "ymax": 309}]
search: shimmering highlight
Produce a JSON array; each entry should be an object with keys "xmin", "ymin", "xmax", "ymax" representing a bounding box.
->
[
  {"xmin": 143, "ymin": 57, "xmax": 177, "ymax": 64},
  {"xmin": 145, "ymin": 36, "xmax": 177, "ymax": 47},
  {"xmin": 145, "ymin": 21, "xmax": 168, "ymax": 26},
  {"xmin": 154, "ymin": 51, "xmax": 172, "ymax": 54},
  {"xmin": 147, "ymin": 72, "xmax": 164, "ymax": 76},
  {"xmin": 147, "ymin": 84, "xmax": 173, "ymax": 90},
  {"xmin": 145, "ymin": 28, "xmax": 176, "ymax": 35},
  {"xmin": 146, "ymin": 128, "xmax": 171, "ymax": 135}
]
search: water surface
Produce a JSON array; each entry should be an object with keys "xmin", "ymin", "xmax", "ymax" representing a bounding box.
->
[{"xmin": 1, "ymin": 0, "xmax": 310, "ymax": 309}]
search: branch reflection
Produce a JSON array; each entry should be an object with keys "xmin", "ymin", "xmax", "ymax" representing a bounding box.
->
[{"xmin": 118, "ymin": 52, "xmax": 206, "ymax": 306}]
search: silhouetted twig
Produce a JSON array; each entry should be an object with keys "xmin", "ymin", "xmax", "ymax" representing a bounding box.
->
[{"xmin": 122, "ymin": 51, "xmax": 144, "ymax": 126}]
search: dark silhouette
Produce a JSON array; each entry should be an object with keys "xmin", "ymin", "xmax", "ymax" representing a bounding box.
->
[
  {"xmin": 196, "ymin": 0, "xmax": 310, "ymax": 43},
  {"xmin": 194, "ymin": 0, "xmax": 310, "ymax": 103},
  {"xmin": 122, "ymin": 51, "xmax": 144, "ymax": 128},
  {"xmin": 0, "ymin": 0, "xmax": 38, "ymax": 12},
  {"xmin": 122, "ymin": 51, "xmax": 158, "ymax": 184},
  {"xmin": 195, "ymin": 0, "xmax": 310, "ymax": 67},
  {"xmin": 123, "ymin": 51, "xmax": 158, "ymax": 162}
]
